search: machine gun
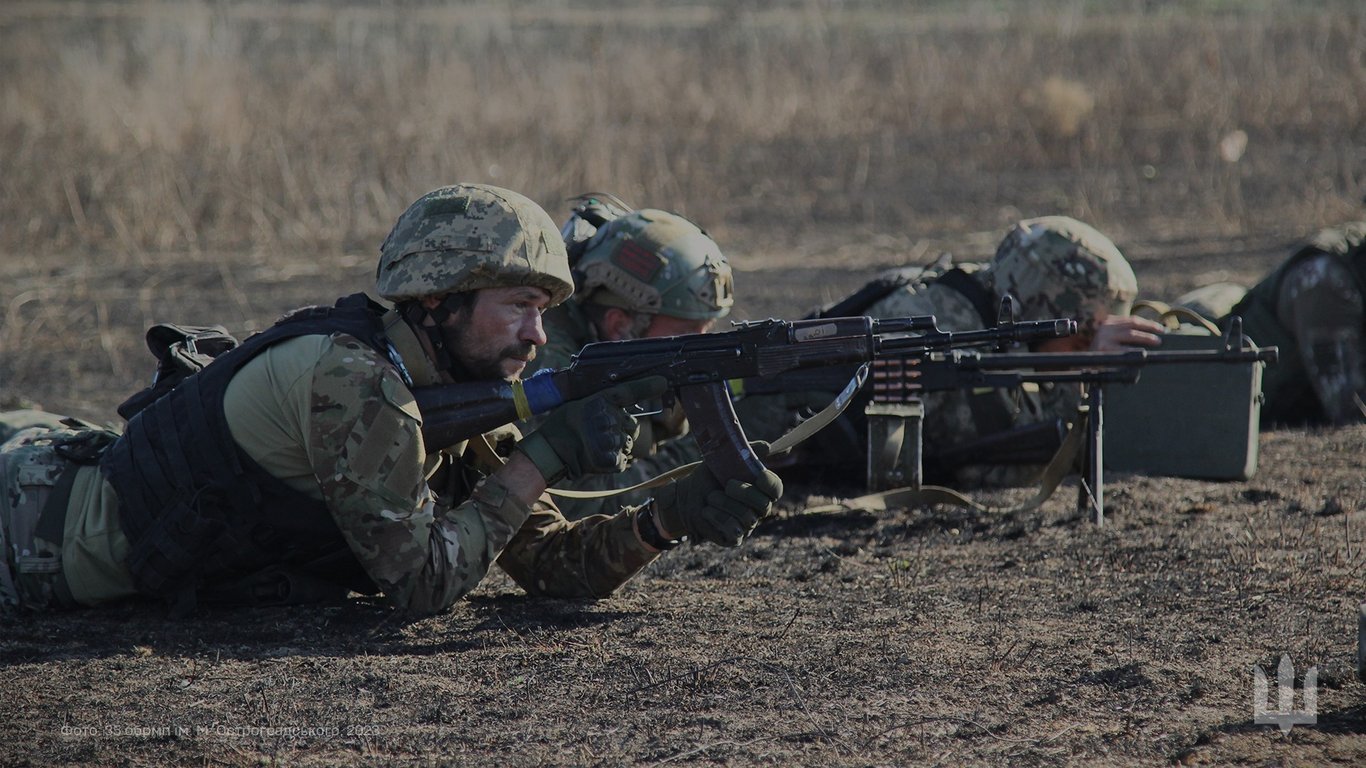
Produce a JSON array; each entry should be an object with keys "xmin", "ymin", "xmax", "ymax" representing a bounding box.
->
[
  {"xmin": 411, "ymin": 313, "xmax": 1076, "ymax": 487},
  {"xmin": 866, "ymin": 317, "xmax": 1279, "ymax": 523}
]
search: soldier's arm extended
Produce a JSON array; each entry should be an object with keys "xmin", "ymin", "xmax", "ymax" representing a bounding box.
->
[
  {"xmin": 305, "ymin": 337, "xmax": 665, "ymax": 612},
  {"xmin": 300, "ymin": 337, "xmax": 550, "ymax": 613},
  {"xmin": 494, "ymin": 499, "xmax": 659, "ymax": 599}
]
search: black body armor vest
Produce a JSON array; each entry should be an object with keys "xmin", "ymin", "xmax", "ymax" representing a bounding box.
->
[{"xmin": 100, "ymin": 293, "xmax": 396, "ymax": 606}]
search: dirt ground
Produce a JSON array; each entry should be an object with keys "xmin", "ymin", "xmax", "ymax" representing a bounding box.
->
[
  {"xmin": 2, "ymin": 2, "xmax": 1365, "ymax": 763},
  {"xmin": 1, "ymin": 233, "xmax": 1363, "ymax": 767}
]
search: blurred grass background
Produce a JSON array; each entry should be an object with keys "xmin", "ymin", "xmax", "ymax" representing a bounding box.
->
[
  {"xmin": 1, "ymin": 0, "xmax": 1364, "ymax": 417},
  {"xmin": 4, "ymin": 0, "xmax": 1363, "ymax": 258}
]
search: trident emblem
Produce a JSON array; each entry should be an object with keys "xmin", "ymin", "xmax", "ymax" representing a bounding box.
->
[{"xmin": 1253, "ymin": 655, "xmax": 1317, "ymax": 733}]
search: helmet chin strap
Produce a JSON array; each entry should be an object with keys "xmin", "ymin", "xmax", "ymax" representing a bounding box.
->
[{"xmin": 402, "ymin": 296, "xmax": 478, "ymax": 381}]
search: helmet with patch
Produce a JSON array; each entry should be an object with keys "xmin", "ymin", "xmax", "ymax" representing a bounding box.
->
[
  {"xmin": 985, "ymin": 216, "xmax": 1137, "ymax": 333},
  {"xmin": 573, "ymin": 209, "xmax": 734, "ymax": 320},
  {"xmin": 375, "ymin": 184, "xmax": 574, "ymax": 306}
]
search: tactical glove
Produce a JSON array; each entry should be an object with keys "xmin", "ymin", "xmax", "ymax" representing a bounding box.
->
[
  {"xmin": 652, "ymin": 455, "xmax": 784, "ymax": 548},
  {"xmin": 516, "ymin": 376, "xmax": 669, "ymax": 484}
]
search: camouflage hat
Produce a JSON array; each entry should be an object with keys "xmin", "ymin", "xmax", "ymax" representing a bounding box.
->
[
  {"xmin": 376, "ymin": 184, "xmax": 574, "ymax": 306},
  {"xmin": 985, "ymin": 216, "xmax": 1137, "ymax": 333},
  {"xmin": 574, "ymin": 209, "xmax": 734, "ymax": 320}
]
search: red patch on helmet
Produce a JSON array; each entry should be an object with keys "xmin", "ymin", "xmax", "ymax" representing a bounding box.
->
[{"xmin": 614, "ymin": 240, "xmax": 664, "ymax": 283}]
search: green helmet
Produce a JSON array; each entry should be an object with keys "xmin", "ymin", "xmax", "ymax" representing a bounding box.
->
[
  {"xmin": 375, "ymin": 184, "xmax": 574, "ymax": 306},
  {"xmin": 573, "ymin": 209, "xmax": 734, "ymax": 320},
  {"xmin": 985, "ymin": 216, "xmax": 1137, "ymax": 334}
]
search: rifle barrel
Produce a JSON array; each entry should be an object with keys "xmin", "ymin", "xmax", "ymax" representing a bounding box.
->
[
  {"xmin": 953, "ymin": 346, "xmax": 1278, "ymax": 370},
  {"xmin": 875, "ymin": 318, "xmax": 1076, "ymax": 355},
  {"xmin": 870, "ymin": 316, "xmax": 938, "ymax": 334}
]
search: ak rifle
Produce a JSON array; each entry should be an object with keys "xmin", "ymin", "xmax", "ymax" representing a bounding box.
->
[{"xmin": 412, "ymin": 313, "xmax": 1076, "ymax": 486}]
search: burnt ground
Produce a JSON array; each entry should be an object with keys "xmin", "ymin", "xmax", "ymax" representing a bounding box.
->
[{"xmin": 1, "ymin": 232, "xmax": 1364, "ymax": 766}]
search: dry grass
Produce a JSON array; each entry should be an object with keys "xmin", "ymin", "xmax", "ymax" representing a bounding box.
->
[
  {"xmin": 1, "ymin": 0, "xmax": 1363, "ymax": 264},
  {"xmin": 3, "ymin": 0, "xmax": 1366, "ymax": 417}
]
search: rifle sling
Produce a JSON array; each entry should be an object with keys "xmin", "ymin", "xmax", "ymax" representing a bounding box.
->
[
  {"xmin": 800, "ymin": 408, "xmax": 1089, "ymax": 517},
  {"xmin": 1131, "ymin": 299, "xmax": 1221, "ymax": 334}
]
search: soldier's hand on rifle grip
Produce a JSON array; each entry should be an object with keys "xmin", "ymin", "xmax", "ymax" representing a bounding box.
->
[
  {"xmin": 515, "ymin": 376, "xmax": 669, "ymax": 483},
  {"xmin": 652, "ymin": 454, "xmax": 784, "ymax": 548}
]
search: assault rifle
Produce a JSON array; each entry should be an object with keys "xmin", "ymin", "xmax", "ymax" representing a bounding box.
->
[
  {"xmin": 411, "ymin": 313, "xmax": 1076, "ymax": 486},
  {"xmin": 867, "ymin": 317, "xmax": 1279, "ymax": 523}
]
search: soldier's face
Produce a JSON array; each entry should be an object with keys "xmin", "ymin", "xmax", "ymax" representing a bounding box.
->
[{"xmin": 446, "ymin": 286, "xmax": 552, "ymax": 380}]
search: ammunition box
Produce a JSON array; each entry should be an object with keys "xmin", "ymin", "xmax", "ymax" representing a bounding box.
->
[{"xmin": 1103, "ymin": 332, "xmax": 1266, "ymax": 480}]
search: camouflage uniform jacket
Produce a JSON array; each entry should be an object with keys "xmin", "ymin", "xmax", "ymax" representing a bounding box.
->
[
  {"xmin": 48, "ymin": 303, "xmax": 658, "ymax": 612},
  {"xmin": 866, "ymin": 264, "xmax": 1078, "ymax": 487},
  {"xmin": 525, "ymin": 301, "xmax": 701, "ymax": 519}
]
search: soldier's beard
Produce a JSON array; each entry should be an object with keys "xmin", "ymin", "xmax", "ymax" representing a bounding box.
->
[{"xmin": 445, "ymin": 323, "xmax": 537, "ymax": 382}]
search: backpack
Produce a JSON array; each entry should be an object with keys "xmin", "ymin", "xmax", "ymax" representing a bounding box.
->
[
  {"xmin": 116, "ymin": 323, "xmax": 241, "ymax": 420},
  {"xmin": 807, "ymin": 253, "xmax": 1000, "ymax": 324}
]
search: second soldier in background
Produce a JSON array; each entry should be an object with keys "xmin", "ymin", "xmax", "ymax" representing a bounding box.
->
[{"xmin": 525, "ymin": 196, "xmax": 736, "ymax": 519}]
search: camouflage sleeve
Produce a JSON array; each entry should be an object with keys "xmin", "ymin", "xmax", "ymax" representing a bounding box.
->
[
  {"xmin": 495, "ymin": 498, "xmax": 658, "ymax": 598},
  {"xmin": 306, "ymin": 336, "xmax": 534, "ymax": 614},
  {"xmin": 920, "ymin": 389, "xmax": 982, "ymax": 455},
  {"xmin": 1277, "ymin": 255, "xmax": 1366, "ymax": 425},
  {"xmin": 921, "ymin": 383, "xmax": 1071, "ymax": 489},
  {"xmin": 920, "ymin": 390, "xmax": 1020, "ymax": 487}
]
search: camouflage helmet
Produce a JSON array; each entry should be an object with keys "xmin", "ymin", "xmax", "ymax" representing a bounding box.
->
[
  {"xmin": 985, "ymin": 216, "xmax": 1137, "ymax": 334},
  {"xmin": 376, "ymin": 184, "xmax": 574, "ymax": 306},
  {"xmin": 574, "ymin": 209, "xmax": 734, "ymax": 320}
]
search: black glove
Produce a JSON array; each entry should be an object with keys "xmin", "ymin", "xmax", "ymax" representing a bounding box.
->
[
  {"xmin": 516, "ymin": 377, "xmax": 669, "ymax": 483},
  {"xmin": 652, "ymin": 461, "xmax": 784, "ymax": 548}
]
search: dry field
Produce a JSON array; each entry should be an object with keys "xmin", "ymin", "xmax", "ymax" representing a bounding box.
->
[{"xmin": 1, "ymin": 1, "xmax": 1364, "ymax": 765}]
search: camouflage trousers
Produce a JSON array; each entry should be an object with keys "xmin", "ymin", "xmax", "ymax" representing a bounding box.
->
[
  {"xmin": 0, "ymin": 415, "xmax": 86, "ymax": 612},
  {"xmin": 0, "ymin": 409, "xmax": 70, "ymax": 446}
]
